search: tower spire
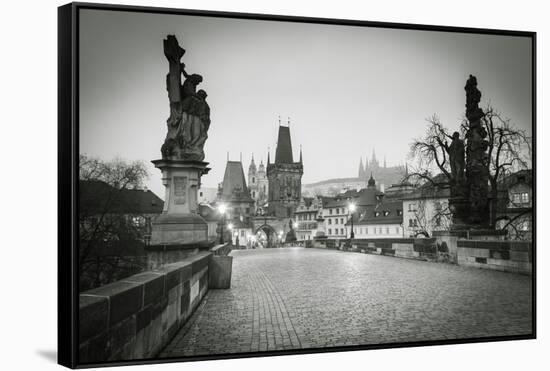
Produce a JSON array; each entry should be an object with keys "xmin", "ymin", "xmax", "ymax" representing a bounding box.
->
[
  {"xmin": 299, "ymin": 144, "xmax": 303, "ymax": 164},
  {"xmin": 267, "ymin": 147, "xmax": 270, "ymax": 164}
]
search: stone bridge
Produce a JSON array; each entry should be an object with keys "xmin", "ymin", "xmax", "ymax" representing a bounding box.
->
[
  {"xmin": 160, "ymin": 246, "xmax": 532, "ymax": 357},
  {"xmin": 79, "ymin": 244, "xmax": 532, "ymax": 363}
]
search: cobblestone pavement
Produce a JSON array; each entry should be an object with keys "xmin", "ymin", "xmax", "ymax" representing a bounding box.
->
[{"xmin": 161, "ymin": 247, "xmax": 532, "ymax": 357}]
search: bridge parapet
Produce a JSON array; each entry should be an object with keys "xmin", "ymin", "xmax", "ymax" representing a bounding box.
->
[
  {"xmin": 319, "ymin": 237, "xmax": 532, "ymax": 275},
  {"xmin": 457, "ymin": 239, "xmax": 532, "ymax": 275},
  {"xmin": 78, "ymin": 251, "xmax": 212, "ymax": 363}
]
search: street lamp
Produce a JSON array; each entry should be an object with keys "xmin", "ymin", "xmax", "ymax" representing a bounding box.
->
[
  {"xmin": 218, "ymin": 203, "xmax": 227, "ymax": 244},
  {"xmin": 348, "ymin": 202, "xmax": 356, "ymax": 239}
]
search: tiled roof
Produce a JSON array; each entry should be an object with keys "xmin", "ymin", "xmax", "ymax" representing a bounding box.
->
[
  {"xmin": 354, "ymin": 201, "xmax": 403, "ymax": 225},
  {"xmin": 80, "ymin": 180, "xmax": 164, "ymax": 215}
]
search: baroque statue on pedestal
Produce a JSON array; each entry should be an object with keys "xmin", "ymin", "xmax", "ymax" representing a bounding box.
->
[{"xmin": 161, "ymin": 35, "xmax": 211, "ymax": 161}]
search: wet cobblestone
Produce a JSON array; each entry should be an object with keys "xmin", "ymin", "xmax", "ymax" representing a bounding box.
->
[{"xmin": 161, "ymin": 247, "xmax": 532, "ymax": 357}]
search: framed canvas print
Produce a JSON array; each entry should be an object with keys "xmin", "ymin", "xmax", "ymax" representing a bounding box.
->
[{"xmin": 58, "ymin": 2, "xmax": 536, "ymax": 368}]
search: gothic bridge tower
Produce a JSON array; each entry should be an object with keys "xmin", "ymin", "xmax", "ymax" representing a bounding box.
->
[{"xmin": 267, "ymin": 123, "xmax": 303, "ymax": 218}]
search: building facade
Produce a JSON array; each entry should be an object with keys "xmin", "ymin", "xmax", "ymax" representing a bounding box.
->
[
  {"xmin": 349, "ymin": 200, "xmax": 404, "ymax": 238},
  {"xmin": 401, "ymin": 182, "xmax": 451, "ymax": 238},
  {"xmin": 496, "ymin": 170, "xmax": 533, "ymax": 240},
  {"xmin": 198, "ymin": 186, "xmax": 218, "ymax": 204},
  {"xmin": 267, "ymin": 125, "xmax": 304, "ymax": 218},
  {"xmin": 294, "ymin": 197, "xmax": 322, "ymax": 241},
  {"xmin": 217, "ymin": 160, "xmax": 255, "ymax": 247}
]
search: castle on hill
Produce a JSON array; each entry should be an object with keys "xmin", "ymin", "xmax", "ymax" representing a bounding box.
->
[{"xmin": 303, "ymin": 149, "xmax": 406, "ymax": 197}]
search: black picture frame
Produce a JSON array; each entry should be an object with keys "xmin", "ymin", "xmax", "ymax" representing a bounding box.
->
[{"xmin": 58, "ymin": 2, "xmax": 536, "ymax": 368}]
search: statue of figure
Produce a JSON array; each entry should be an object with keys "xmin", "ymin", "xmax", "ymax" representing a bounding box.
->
[
  {"xmin": 465, "ymin": 74, "xmax": 484, "ymax": 123},
  {"xmin": 447, "ymin": 131, "xmax": 465, "ymax": 184},
  {"xmin": 161, "ymin": 35, "xmax": 211, "ymax": 161}
]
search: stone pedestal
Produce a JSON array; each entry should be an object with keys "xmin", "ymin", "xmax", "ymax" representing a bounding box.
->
[{"xmin": 147, "ymin": 159, "xmax": 211, "ymax": 268}]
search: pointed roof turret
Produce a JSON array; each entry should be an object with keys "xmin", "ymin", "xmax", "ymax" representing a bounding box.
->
[
  {"xmin": 275, "ymin": 125, "xmax": 294, "ymax": 164},
  {"xmin": 220, "ymin": 160, "xmax": 253, "ymax": 202},
  {"xmin": 248, "ymin": 153, "xmax": 256, "ymax": 174},
  {"xmin": 267, "ymin": 147, "xmax": 270, "ymax": 165},
  {"xmin": 358, "ymin": 157, "xmax": 365, "ymax": 178},
  {"xmin": 299, "ymin": 144, "xmax": 303, "ymax": 164}
]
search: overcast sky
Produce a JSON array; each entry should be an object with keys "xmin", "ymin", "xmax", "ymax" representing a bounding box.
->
[{"xmin": 79, "ymin": 9, "xmax": 532, "ymax": 198}]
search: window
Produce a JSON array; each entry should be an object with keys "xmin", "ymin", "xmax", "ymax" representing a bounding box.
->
[
  {"xmin": 386, "ymin": 227, "xmax": 390, "ymax": 234},
  {"xmin": 379, "ymin": 227, "xmax": 383, "ymax": 234},
  {"xmin": 328, "ymin": 229, "xmax": 332, "ymax": 235},
  {"xmin": 365, "ymin": 227, "xmax": 369, "ymax": 234},
  {"xmin": 131, "ymin": 216, "xmax": 145, "ymax": 227},
  {"xmin": 199, "ymin": 191, "xmax": 203, "ymax": 197},
  {"xmin": 252, "ymin": 177, "xmax": 255, "ymax": 183},
  {"xmin": 375, "ymin": 211, "xmax": 380, "ymax": 217},
  {"xmin": 330, "ymin": 209, "xmax": 333, "ymax": 215},
  {"xmin": 384, "ymin": 211, "xmax": 389, "ymax": 216},
  {"xmin": 397, "ymin": 210, "xmax": 402, "ymax": 216},
  {"xmin": 521, "ymin": 192, "xmax": 529, "ymax": 203},
  {"xmin": 341, "ymin": 228, "xmax": 344, "ymax": 235},
  {"xmin": 252, "ymin": 191, "xmax": 255, "ymax": 198},
  {"xmin": 374, "ymin": 228, "xmax": 377, "ymax": 234},
  {"xmin": 408, "ymin": 203, "xmax": 415, "ymax": 211},
  {"xmin": 512, "ymin": 193, "xmax": 521, "ymax": 204},
  {"xmin": 409, "ymin": 219, "xmax": 413, "ymax": 227},
  {"xmin": 328, "ymin": 219, "xmax": 332, "ymax": 225},
  {"xmin": 395, "ymin": 227, "xmax": 400, "ymax": 234},
  {"xmin": 335, "ymin": 219, "xmax": 339, "ymax": 225},
  {"xmin": 340, "ymin": 218, "xmax": 344, "ymax": 224},
  {"xmin": 336, "ymin": 208, "xmax": 340, "ymax": 214},
  {"xmin": 241, "ymin": 230, "xmax": 245, "ymax": 237}
]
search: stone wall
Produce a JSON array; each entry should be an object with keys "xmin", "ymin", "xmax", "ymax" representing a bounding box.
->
[
  {"xmin": 321, "ymin": 237, "xmax": 532, "ymax": 276},
  {"xmin": 78, "ymin": 251, "xmax": 211, "ymax": 364},
  {"xmin": 457, "ymin": 240, "xmax": 532, "ymax": 275}
]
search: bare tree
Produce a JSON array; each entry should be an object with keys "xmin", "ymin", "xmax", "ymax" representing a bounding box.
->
[
  {"xmin": 408, "ymin": 105, "xmax": 531, "ymax": 228},
  {"xmin": 79, "ymin": 154, "xmax": 150, "ymax": 291}
]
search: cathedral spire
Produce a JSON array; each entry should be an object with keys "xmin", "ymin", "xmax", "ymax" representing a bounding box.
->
[
  {"xmin": 358, "ymin": 157, "xmax": 365, "ymax": 178},
  {"xmin": 299, "ymin": 144, "xmax": 303, "ymax": 164}
]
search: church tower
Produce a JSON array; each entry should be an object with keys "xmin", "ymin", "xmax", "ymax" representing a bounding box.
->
[
  {"xmin": 248, "ymin": 154, "xmax": 258, "ymax": 202},
  {"xmin": 267, "ymin": 122, "xmax": 304, "ymax": 218}
]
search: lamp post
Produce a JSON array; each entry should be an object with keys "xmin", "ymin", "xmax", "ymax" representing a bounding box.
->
[
  {"xmin": 218, "ymin": 203, "xmax": 227, "ymax": 244},
  {"xmin": 228, "ymin": 222, "xmax": 234, "ymax": 245},
  {"xmin": 349, "ymin": 202, "xmax": 356, "ymax": 240}
]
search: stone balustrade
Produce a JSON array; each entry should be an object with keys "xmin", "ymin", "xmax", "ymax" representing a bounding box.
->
[
  {"xmin": 78, "ymin": 251, "xmax": 211, "ymax": 363},
  {"xmin": 319, "ymin": 237, "xmax": 532, "ymax": 275}
]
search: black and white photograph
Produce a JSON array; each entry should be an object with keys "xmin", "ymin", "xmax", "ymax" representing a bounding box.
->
[{"xmin": 58, "ymin": 2, "xmax": 535, "ymax": 368}]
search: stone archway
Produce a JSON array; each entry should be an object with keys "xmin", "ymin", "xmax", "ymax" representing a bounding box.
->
[{"xmin": 255, "ymin": 224, "xmax": 277, "ymax": 248}]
